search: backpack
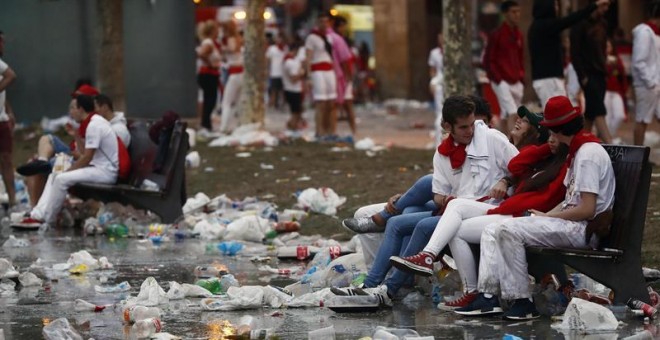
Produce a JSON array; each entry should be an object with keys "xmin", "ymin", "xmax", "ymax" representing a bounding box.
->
[{"xmin": 116, "ymin": 137, "xmax": 131, "ymax": 181}]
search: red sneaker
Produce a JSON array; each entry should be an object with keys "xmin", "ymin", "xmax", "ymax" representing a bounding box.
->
[
  {"xmin": 438, "ymin": 291, "xmax": 478, "ymax": 311},
  {"xmin": 389, "ymin": 252, "xmax": 434, "ymax": 276}
]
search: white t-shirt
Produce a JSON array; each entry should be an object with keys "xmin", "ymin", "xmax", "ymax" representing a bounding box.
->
[
  {"xmin": 86, "ymin": 114, "xmax": 119, "ymax": 175},
  {"xmin": 428, "ymin": 47, "xmax": 443, "ymax": 78},
  {"xmin": 562, "ymin": 142, "xmax": 615, "ymax": 217},
  {"xmin": 223, "ymin": 37, "xmax": 243, "ymax": 66},
  {"xmin": 197, "ymin": 38, "xmax": 221, "ymax": 68},
  {"xmin": 296, "ymin": 47, "xmax": 307, "ymax": 63},
  {"xmin": 0, "ymin": 58, "xmax": 8, "ymax": 122},
  {"xmin": 305, "ymin": 33, "xmax": 332, "ymax": 64},
  {"xmin": 283, "ymin": 57, "xmax": 303, "ymax": 93},
  {"xmin": 432, "ymin": 123, "xmax": 518, "ymax": 199},
  {"xmin": 266, "ymin": 44, "xmax": 286, "ymax": 78}
]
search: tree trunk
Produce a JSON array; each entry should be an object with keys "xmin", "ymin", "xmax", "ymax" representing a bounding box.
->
[
  {"xmin": 239, "ymin": 0, "xmax": 266, "ymax": 126},
  {"xmin": 96, "ymin": 0, "xmax": 126, "ymax": 111},
  {"xmin": 443, "ymin": 0, "xmax": 473, "ymax": 97}
]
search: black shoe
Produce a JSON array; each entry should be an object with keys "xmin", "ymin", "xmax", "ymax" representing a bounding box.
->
[
  {"xmin": 503, "ymin": 298, "xmax": 540, "ymax": 320},
  {"xmin": 17, "ymin": 160, "xmax": 51, "ymax": 176},
  {"xmin": 454, "ymin": 293, "xmax": 503, "ymax": 316}
]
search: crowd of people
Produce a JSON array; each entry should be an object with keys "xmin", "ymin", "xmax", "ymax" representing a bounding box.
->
[
  {"xmin": 431, "ymin": 0, "xmax": 660, "ymax": 147},
  {"xmin": 195, "ymin": 11, "xmax": 371, "ymax": 141}
]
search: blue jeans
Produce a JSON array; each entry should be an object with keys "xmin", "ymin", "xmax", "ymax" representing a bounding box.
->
[
  {"xmin": 378, "ymin": 174, "xmax": 436, "ymax": 221},
  {"xmin": 364, "ymin": 211, "xmax": 435, "ymax": 288},
  {"xmin": 384, "ymin": 216, "xmax": 440, "ymax": 294}
]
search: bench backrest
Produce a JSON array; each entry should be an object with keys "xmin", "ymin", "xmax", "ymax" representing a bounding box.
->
[
  {"xmin": 146, "ymin": 121, "xmax": 188, "ymax": 193},
  {"xmin": 600, "ymin": 145, "xmax": 651, "ymax": 254},
  {"xmin": 126, "ymin": 121, "xmax": 158, "ymax": 187}
]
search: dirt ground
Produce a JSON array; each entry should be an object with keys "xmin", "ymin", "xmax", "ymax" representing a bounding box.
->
[{"xmin": 9, "ymin": 103, "xmax": 660, "ymax": 270}]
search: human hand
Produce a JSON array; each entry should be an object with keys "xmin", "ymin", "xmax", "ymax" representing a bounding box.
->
[
  {"xmin": 385, "ymin": 193, "xmax": 402, "ymax": 215},
  {"xmin": 528, "ymin": 209, "xmax": 547, "ymax": 217},
  {"xmin": 489, "ymin": 180, "xmax": 508, "ymax": 200},
  {"xmin": 64, "ymin": 123, "xmax": 76, "ymax": 137}
]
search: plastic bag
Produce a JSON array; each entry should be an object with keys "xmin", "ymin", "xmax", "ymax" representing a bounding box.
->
[
  {"xmin": 42, "ymin": 318, "xmax": 83, "ymax": 340},
  {"xmin": 224, "ymin": 216, "xmax": 270, "ymax": 242},
  {"xmin": 131, "ymin": 277, "xmax": 169, "ymax": 306},
  {"xmin": 551, "ymin": 298, "xmax": 618, "ymax": 333},
  {"xmin": 296, "ymin": 188, "xmax": 346, "ymax": 216},
  {"xmin": 2, "ymin": 235, "xmax": 30, "ymax": 248},
  {"xmin": 18, "ymin": 272, "xmax": 43, "ymax": 287}
]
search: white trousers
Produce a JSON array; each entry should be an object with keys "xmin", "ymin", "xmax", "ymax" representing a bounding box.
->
[
  {"xmin": 491, "ymin": 81, "xmax": 523, "ymax": 117},
  {"xmin": 310, "ymin": 70, "xmax": 337, "ymax": 101},
  {"xmin": 477, "ymin": 216, "xmax": 588, "ymax": 300},
  {"xmin": 355, "ymin": 203, "xmax": 386, "ymax": 270},
  {"xmin": 448, "ymin": 214, "xmax": 513, "ymax": 292},
  {"xmin": 219, "ymin": 73, "xmax": 244, "ymax": 132},
  {"xmin": 31, "ymin": 167, "xmax": 116, "ymax": 224},
  {"xmin": 634, "ymin": 85, "xmax": 660, "ymax": 124},
  {"xmin": 604, "ymin": 91, "xmax": 626, "ymax": 135},
  {"xmin": 533, "ymin": 77, "xmax": 568, "ymax": 109},
  {"xmin": 433, "ymin": 84, "xmax": 444, "ymax": 147}
]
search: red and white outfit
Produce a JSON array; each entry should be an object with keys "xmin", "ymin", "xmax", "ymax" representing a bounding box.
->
[
  {"xmin": 483, "ymin": 22, "xmax": 525, "ymax": 116},
  {"xmin": 604, "ymin": 54, "xmax": 627, "ymax": 135},
  {"xmin": 219, "ymin": 36, "xmax": 244, "ymax": 133},
  {"xmin": 632, "ymin": 22, "xmax": 660, "ymax": 124},
  {"xmin": 305, "ymin": 31, "xmax": 337, "ymax": 101},
  {"xmin": 31, "ymin": 115, "xmax": 118, "ymax": 224}
]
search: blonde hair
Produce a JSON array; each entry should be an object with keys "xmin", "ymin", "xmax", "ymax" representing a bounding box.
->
[{"xmin": 197, "ymin": 20, "xmax": 217, "ymax": 41}]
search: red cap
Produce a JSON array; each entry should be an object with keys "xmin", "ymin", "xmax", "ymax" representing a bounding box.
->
[
  {"xmin": 71, "ymin": 84, "xmax": 99, "ymax": 98},
  {"xmin": 540, "ymin": 96, "xmax": 582, "ymax": 127}
]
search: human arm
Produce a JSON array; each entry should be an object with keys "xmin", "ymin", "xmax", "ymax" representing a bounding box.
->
[
  {"xmin": 537, "ymin": 1, "xmax": 600, "ymax": 34},
  {"xmin": 67, "ymin": 147, "xmax": 95, "ymax": 171},
  {"xmin": 530, "ymin": 191, "xmax": 596, "ymax": 221},
  {"xmin": 431, "ymin": 151, "xmax": 453, "ymax": 210},
  {"xmin": 0, "ymin": 64, "xmax": 16, "ymax": 93},
  {"xmin": 507, "ymin": 144, "xmax": 553, "ymax": 177}
]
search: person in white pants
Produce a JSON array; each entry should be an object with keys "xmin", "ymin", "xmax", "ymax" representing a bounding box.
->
[
  {"xmin": 218, "ymin": 20, "xmax": 244, "ymax": 134},
  {"xmin": 455, "ymin": 95, "xmax": 614, "ymax": 321},
  {"xmin": 428, "ymin": 33, "xmax": 444, "ymax": 145},
  {"xmin": 632, "ymin": 9, "xmax": 660, "ymax": 146},
  {"xmin": 306, "ymin": 12, "xmax": 337, "ymax": 139},
  {"xmin": 14, "ymin": 95, "xmax": 118, "ymax": 227}
]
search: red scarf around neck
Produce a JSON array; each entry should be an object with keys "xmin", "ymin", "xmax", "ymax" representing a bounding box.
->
[
  {"xmin": 647, "ymin": 21, "xmax": 660, "ymax": 36},
  {"xmin": 567, "ymin": 132, "xmax": 601, "ymax": 165},
  {"xmin": 437, "ymin": 135, "xmax": 467, "ymax": 169}
]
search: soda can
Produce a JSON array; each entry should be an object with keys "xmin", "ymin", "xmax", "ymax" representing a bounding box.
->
[
  {"xmin": 627, "ymin": 298, "xmax": 658, "ymax": 319},
  {"xmin": 329, "ymin": 246, "xmax": 341, "ymax": 260},
  {"xmin": 296, "ymin": 246, "xmax": 309, "ymax": 260}
]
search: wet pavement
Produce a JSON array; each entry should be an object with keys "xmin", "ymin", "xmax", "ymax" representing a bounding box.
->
[{"xmin": 0, "ymin": 223, "xmax": 658, "ymax": 340}]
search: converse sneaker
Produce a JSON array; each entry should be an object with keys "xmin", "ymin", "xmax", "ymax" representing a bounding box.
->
[
  {"xmin": 438, "ymin": 291, "xmax": 479, "ymax": 311},
  {"xmin": 454, "ymin": 293, "xmax": 503, "ymax": 316},
  {"xmin": 10, "ymin": 216, "xmax": 44, "ymax": 230},
  {"xmin": 503, "ymin": 298, "xmax": 540, "ymax": 320},
  {"xmin": 341, "ymin": 216, "xmax": 384, "ymax": 234},
  {"xmin": 389, "ymin": 252, "xmax": 434, "ymax": 276}
]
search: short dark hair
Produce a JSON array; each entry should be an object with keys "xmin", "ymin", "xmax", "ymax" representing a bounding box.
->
[
  {"xmin": 333, "ymin": 15, "xmax": 347, "ymax": 29},
  {"xmin": 442, "ymin": 95, "xmax": 475, "ymax": 125},
  {"xmin": 76, "ymin": 95, "xmax": 95, "ymax": 113},
  {"xmin": 501, "ymin": 1, "xmax": 519, "ymax": 13},
  {"xmin": 468, "ymin": 95, "xmax": 492, "ymax": 124},
  {"xmin": 94, "ymin": 94, "xmax": 113, "ymax": 111},
  {"xmin": 548, "ymin": 115, "xmax": 584, "ymax": 136}
]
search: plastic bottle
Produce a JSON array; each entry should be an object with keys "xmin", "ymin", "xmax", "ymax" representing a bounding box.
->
[
  {"xmin": 372, "ymin": 327, "xmax": 419, "ymax": 340},
  {"xmin": 274, "ymin": 221, "xmax": 300, "ymax": 233},
  {"xmin": 628, "ymin": 299, "xmax": 658, "ymax": 319},
  {"xmin": 131, "ymin": 317, "xmax": 162, "ymax": 338},
  {"xmin": 196, "ymin": 277, "xmax": 223, "ymax": 294},
  {"xmin": 106, "ymin": 223, "xmax": 128, "ymax": 238},
  {"xmin": 218, "ymin": 241, "xmax": 244, "ymax": 256},
  {"xmin": 219, "ymin": 274, "xmax": 239, "ymax": 291},
  {"xmin": 74, "ymin": 299, "xmax": 106, "ymax": 312},
  {"xmin": 123, "ymin": 305, "xmax": 162, "ymax": 323},
  {"xmin": 236, "ymin": 315, "xmax": 255, "ymax": 335}
]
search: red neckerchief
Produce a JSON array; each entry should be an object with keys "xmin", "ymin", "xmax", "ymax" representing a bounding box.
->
[
  {"xmin": 283, "ymin": 52, "xmax": 294, "ymax": 61},
  {"xmin": 437, "ymin": 135, "xmax": 467, "ymax": 169},
  {"xmin": 567, "ymin": 132, "xmax": 601, "ymax": 165},
  {"xmin": 647, "ymin": 21, "xmax": 660, "ymax": 36},
  {"xmin": 277, "ymin": 43, "xmax": 286, "ymax": 51},
  {"xmin": 78, "ymin": 112, "xmax": 96, "ymax": 139}
]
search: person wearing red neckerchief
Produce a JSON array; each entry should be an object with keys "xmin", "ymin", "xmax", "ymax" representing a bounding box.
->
[
  {"xmin": 632, "ymin": 2, "xmax": 660, "ymax": 146},
  {"xmin": 196, "ymin": 20, "xmax": 221, "ymax": 131},
  {"xmin": 266, "ymin": 33, "xmax": 287, "ymax": 110},
  {"xmin": 455, "ymin": 95, "xmax": 614, "ymax": 321},
  {"xmin": 305, "ymin": 11, "xmax": 337, "ymax": 140}
]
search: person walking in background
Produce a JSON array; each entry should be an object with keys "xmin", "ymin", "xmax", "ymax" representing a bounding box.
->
[
  {"xmin": 218, "ymin": 20, "xmax": 244, "ymax": 134},
  {"xmin": 528, "ymin": 0, "xmax": 610, "ymax": 107},
  {"xmin": 325, "ymin": 14, "xmax": 353, "ymax": 138},
  {"xmin": 483, "ymin": 1, "xmax": 524, "ymax": 136},
  {"xmin": 332, "ymin": 15, "xmax": 357, "ymax": 136},
  {"xmin": 570, "ymin": 0, "xmax": 612, "ymax": 143},
  {"xmin": 195, "ymin": 20, "xmax": 221, "ymax": 132},
  {"xmin": 283, "ymin": 42, "xmax": 306, "ymax": 131},
  {"xmin": 0, "ymin": 30, "xmax": 17, "ymax": 209},
  {"xmin": 604, "ymin": 39, "xmax": 628, "ymax": 140},
  {"xmin": 266, "ymin": 33, "xmax": 286, "ymax": 110},
  {"xmin": 428, "ymin": 32, "xmax": 444, "ymax": 146},
  {"xmin": 632, "ymin": 4, "xmax": 660, "ymax": 146},
  {"xmin": 305, "ymin": 11, "xmax": 337, "ymax": 140}
]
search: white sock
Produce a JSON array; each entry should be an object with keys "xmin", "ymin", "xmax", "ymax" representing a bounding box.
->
[
  {"xmin": 37, "ymin": 156, "xmax": 48, "ymax": 161},
  {"xmin": 484, "ymin": 293, "xmax": 493, "ymax": 299}
]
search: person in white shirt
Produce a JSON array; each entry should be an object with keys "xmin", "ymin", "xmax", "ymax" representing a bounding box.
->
[
  {"xmin": 456, "ymin": 95, "xmax": 614, "ymax": 320},
  {"xmin": 266, "ymin": 34, "xmax": 287, "ymax": 110},
  {"xmin": 283, "ymin": 43, "xmax": 306, "ymax": 130},
  {"xmin": 632, "ymin": 7, "xmax": 660, "ymax": 146},
  {"xmin": 14, "ymin": 95, "xmax": 119, "ymax": 228},
  {"xmin": 428, "ymin": 32, "xmax": 444, "ymax": 145},
  {"xmin": 0, "ymin": 30, "xmax": 17, "ymax": 208},
  {"xmin": 94, "ymin": 94, "xmax": 131, "ymax": 147},
  {"xmin": 305, "ymin": 12, "xmax": 337, "ymax": 139},
  {"xmin": 218, "ymin": 20, "xmax": 244, "ymax": 134}
]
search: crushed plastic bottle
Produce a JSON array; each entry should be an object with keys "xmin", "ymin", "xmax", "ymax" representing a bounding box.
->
[
  {"xmin": 219, "ymin": 274, "xmax": 239, "ymax": 291},
  {"xmin": 123, "ymin": 305, "xmax": 162, "ymax": 323},
  {"xmin": 196, "ymin": 277, "xmax": 223, "ymax": 294},
  {"xmin": 132, "ymin": 317, "xmax": 162, "ymax": 338},
  {"xmin": 74, "ymin": 299, "xmax": 107, "ymax": 312},
  {"xmin": 236, "ymin": 315, "xmax": 255, "ymax": 335},
  {"xmin": 218, "ymin": 241, "xmax": 244, "ymax": 256},
  {"xmin": 105, "ymin": 223, "xmax": 129, "ymax": 238}
]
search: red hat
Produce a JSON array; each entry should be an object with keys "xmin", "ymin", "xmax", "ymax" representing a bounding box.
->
[
  {"xmin": 71, "ymin": 84, "xmax": 99, "ymax": 98},
  {"xmin": 540, "ymin": 96, "xmax": 582, "ymax": 127}
]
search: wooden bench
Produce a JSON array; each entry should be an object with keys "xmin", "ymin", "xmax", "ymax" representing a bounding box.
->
[
  {"xmin": 69, "ymin": 120, "xmax": 188, "ymax": 223},
  {"xmin": 526, "ymin": 145, "xmax": 652, "ymax": 304}
]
